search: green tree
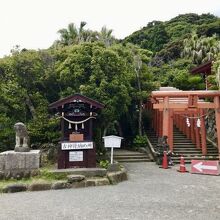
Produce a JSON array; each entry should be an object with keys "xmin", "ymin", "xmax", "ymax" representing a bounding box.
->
[
  {"xmin": 181, "ymin": 32, "xmax": 220, "ymax": 64},
  {"xmin": 57, "ymin": 21, "xmax": 95, "ymax": 46}
]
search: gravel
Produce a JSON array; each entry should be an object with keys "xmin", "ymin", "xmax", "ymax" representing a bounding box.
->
[{"xmin": 0, "ymin": 162, "xmax": 220, "ymax": 220}]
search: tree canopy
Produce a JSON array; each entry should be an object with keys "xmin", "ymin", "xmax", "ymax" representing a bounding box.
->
[{"xmin": 0, "ymin": 13, "xmax": 220, "ymax": 152}]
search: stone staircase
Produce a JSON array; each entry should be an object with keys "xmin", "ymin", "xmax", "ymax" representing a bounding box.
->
[
  {"xmin": 111, "ymin": 149, "xmax": 152, "ymax": 163},
  {"xmin": 147, "ymin": 127, "xmax": 219, "ymax": 164}
]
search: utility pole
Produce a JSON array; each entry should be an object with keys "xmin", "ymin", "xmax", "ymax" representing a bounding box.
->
[{"xmin": 134, "ymin": 55, "xmax": 143, "ymax": 136}]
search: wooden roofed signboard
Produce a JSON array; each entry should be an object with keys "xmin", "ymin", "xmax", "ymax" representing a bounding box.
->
[
  {"xmin": 49, "ymin": 93, "xmax": 105, "ymax": 110},
  {"xmin": 49, "ymin": 94, "xmax": 104, "ymax": 169}
]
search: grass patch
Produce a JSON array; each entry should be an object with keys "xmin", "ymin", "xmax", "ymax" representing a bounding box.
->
[
  {"xmin": 38, "ymin": 168, "xmax": 68, "ymax": 180},
  {"xmin": 0, "ymin": 167, "xmax": 68, "ymax": 193}
]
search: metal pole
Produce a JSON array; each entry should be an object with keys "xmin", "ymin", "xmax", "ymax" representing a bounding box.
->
[{"xmin": 111, "ymin": 147, "xmax": 114, "ymax": 164}]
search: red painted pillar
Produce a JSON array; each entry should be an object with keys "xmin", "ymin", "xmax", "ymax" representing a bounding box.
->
[
  {"xmin": 186, "ymin": 114, "xmax": 190, "ymax": 139},
  {"xmin": 190, "ymin": 114, "xmax": 196, "ymax": 144},
  {"xmin": 194, "ymin": 113, "xmax": 201, "ymax": 149},
  {"xmin": 162, "ymin": 97, "xmax": 169, "ymax": 137},
  {"xmin": 214, "ymin": 96, "xmax": 220, "ymax": 160},
  {"xmin": 200, "ymin": 109, "xmax": 207, "ymax": 156},
  {"xmin": 179, "ymin": 115, "xmax": 183, "ymax": 132},
  {"xmin": 176, "ymin": 114, "xmax": 179, "ymax": 130},
  {"xmin": 159, "ymin": 111, "xmax": 163, "ymax": 137},
  {"xmin": 153, "ymin": 110, "xmax": 156, "ymax": 131},
  {"xmin": 155, "ymin": 110, "xmax": 159, "ymax": 137},
  {"xmin": 181, "ymin": 115, "xmax": 187, "ymax": 135},
  {"xmin": 168, "ymin": 109, "xmax": 174, "ymax": 151}
]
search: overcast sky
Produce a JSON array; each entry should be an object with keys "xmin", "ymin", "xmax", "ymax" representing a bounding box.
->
[{"xmin": 1, "ymin": 0, "xmax": 220, "ymax": 57}]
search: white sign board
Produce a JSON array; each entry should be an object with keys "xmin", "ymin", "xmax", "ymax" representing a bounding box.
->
[
  {"xmin": 103, "ymin": 135, "xmax": 123, "ymax": 148},
  {"xmin": 102, "ymin": 135, "xmax": 123, "ymax": 164},
  {"xmin": 69, "ymin": 151, "xmax": 83, "ymax": 162},
  {"xmin": 61, "ymin": 142, "xmax": 93, "ymax": 150}
]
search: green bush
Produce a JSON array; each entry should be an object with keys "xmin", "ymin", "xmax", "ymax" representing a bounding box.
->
[
  {"xmin": 133, "ymin": 135, "xmax": 148, "ymax": 148},
  {"xmin": 99, "ymin": 160, "xmax": 110, "ymax": 169}
]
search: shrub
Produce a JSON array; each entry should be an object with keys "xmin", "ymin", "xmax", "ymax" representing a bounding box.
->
[{"xmin": 133, "ymin": 135, "xmax": 148, "ymax": 148}]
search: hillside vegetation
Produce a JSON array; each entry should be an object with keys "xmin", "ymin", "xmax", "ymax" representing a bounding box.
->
[{"xmin": 0, "ymin": 13, "xmax": 220, "ymax": 152}]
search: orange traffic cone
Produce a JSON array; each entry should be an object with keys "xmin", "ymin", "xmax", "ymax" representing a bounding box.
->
[
  {"xmin": 177, "ymin": 155, "xmax": 188, "ymax": 173},
  {"xmin": 160, "ymin": 151, "xmax": 169, "ymax": 169}
]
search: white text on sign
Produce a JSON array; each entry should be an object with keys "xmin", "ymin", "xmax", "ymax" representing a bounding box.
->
[{"xmin": 61, "ymin": 142, "xmax": 93, "ymax": 150}]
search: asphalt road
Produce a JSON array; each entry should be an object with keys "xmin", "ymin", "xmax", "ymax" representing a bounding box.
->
[{"xmin": 0, "ymin": 162, "xmax": 220, "ymax": 220}]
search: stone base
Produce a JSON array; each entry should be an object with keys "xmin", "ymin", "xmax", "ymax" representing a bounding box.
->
[
  {"xmin": 0, "ymin": 150, "xmax": 40, "ymax": 178},
  {"xmin": 14, "ymin": 146, "xmax": 30, "ymax": 152}
]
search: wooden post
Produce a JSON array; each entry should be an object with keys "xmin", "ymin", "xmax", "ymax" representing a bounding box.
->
[
  {"xmin": 155, "ymin": 110, "xmax": 157, "ymax": 134},
  {"xmin": 159, "ymin": 111, "xmax": 163, "ymax": 137},
  {"xmin": 174, "ymin": 114, "xmax": 178, "ymax": 129},
  {"xmin": 190, "ymin": 114, "xmax": 196, "ymax": 144},
  {"xmin": 214, "ymin": 96, "xmax": 220, "ymax": 159},
  {"xmin": 200, "ymin": 109, "xmax": 207, "ymax": 155},
  {"xmin": 194, "ymin": 113, "xmax": 201, "ymax": 149},
  {"xmin": 186, "ymin": 114, "xmax": 190, "ymax": 139},
  {"xmin": 153, "ymin": 110, "xmax": 156, "ymax": 131},
  {"xmin": 156, "ymin": 109, "xmax": 160, "ymax": 137},
  {"xmin": 179, "ymin": 115, "xmax": 183, "ymax": 132},
  {"xmin": 168, "ymin": 109, "xmax": 174, "ymax": 151},
  {"xmin": 162, "ymin": 96, "xmax": 169, "ymax": 137},
  {"xmin": 176, "ymin": 114, "xmax": 179, "ymax": 130}
]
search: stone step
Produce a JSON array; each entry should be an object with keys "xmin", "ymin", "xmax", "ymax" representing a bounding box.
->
[
  {"xmin": 174, "ymin": 151, "xmax": 218, "ymax": 154},
  {"xmin": 115, "ymin": 158, "xmax": 152, "ymax": 163},
  {"xmin": 114, "ymin": 154, "xmax": 148, "ymax": 159},
  {"xmin": 174, "ymin": 147, "xmax": 218, "ymax": 151},
  {"xmin": 147, "ymin": 127, "xmax": 219, "ymax": 163},
  {"xmin": 111, "ymin": 150, "xmax": 152, "ymax": 163}
]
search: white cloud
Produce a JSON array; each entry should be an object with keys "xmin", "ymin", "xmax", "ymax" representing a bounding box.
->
[{"xmin": 0, "ymin": 0, "xmax": 220, "ymax": 57}]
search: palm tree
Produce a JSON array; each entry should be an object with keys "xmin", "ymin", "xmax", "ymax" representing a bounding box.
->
[
  {"xmin": 181, "ymin": 32, "xmax": 220, "ymax": 64},
  {"xmin": 57, "ymin": 21, "xmax": 92, "ymax": 45},
  {"xmin": 98, "ymin": 26, "xmax": 114, "ymax": 47}
]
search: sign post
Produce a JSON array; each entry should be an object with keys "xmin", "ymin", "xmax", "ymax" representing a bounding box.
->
[
  {"xmin": 191, "ymin": 160, "xmax": 220, "ymax": 175},
  {"xmin": 103, "ymin": 135, "xmax": 123, "ymax": 164}
]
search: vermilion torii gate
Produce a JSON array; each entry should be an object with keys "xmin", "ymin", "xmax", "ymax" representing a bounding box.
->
[{"xmin": 149, "ymin": 89, "xmax": 220, "ymax": 159}]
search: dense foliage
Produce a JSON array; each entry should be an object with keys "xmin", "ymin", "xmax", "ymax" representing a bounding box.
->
[{"xmin": 0, "ymin": 13, "xmax": 220, "ymax": 152}]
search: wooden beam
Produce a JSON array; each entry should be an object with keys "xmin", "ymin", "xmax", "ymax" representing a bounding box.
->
[
  {"xmin": 153, "ymin": 103, "xmax": 215, "ymax": 109},
  {"xmin": 152, "ymin": 90, "xmax": 220, "ymax": 98}
]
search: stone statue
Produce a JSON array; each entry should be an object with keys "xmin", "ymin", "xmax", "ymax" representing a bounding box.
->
[{"xmin": 14, "ymin": 122, "xmax": 30, "ymax": 152}]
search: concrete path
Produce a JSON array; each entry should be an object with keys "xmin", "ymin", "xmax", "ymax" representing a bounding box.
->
[{"xmin": 0, "ymin": 162, "xmax": 220, "ymax": 220}]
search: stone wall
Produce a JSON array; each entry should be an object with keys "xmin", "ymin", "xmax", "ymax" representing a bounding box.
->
[
  {"xmin": 0, "ymin": 150, "xmax": 40, "ymax": 179},
  {"xmin": 206, "ymin": 110, "xmax": 217, "ymax": 143}
]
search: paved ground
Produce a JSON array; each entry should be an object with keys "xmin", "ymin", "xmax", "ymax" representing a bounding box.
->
[{"xmin": 0, "ymin": 162, "xmax": 220, "ymax": 220}]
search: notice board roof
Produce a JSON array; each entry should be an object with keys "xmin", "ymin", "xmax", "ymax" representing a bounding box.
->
[
  {"xmin": 49, "ymin": 93, "xmax": 105, "ymax": 109},
  {"xmin": 190, "ymin": 60, "xmax": 212, "ymax": 75}
]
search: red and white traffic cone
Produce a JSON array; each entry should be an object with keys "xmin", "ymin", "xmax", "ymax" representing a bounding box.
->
[
  {"xmin": 177, "ymin": 155, "xmax": 188, "ymax": 173},
  {"xmin": 160, "ymin": 151, "xmax": 168, "ymax": 169}
]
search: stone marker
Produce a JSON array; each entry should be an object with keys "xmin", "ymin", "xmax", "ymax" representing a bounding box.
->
[
  {"xmin": 0, "ymin": 122, "xmax": 41, "ymax": 179},
  {"xmin": 14, "ymin": 122, "xmax": 30, "ymax": 152}
]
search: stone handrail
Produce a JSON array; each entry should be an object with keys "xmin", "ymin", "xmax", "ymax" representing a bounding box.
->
[{"xmin": 145, "ymin": 135, "xmax": 156, "ymax": 161}]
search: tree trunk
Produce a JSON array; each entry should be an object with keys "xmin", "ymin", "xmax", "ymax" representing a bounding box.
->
[
  {"xmin": 138, "ymin": 99, "xmax": 143, "ymax": 136},
  {"xmin": 25, "ymin": 94, "xmax": 36, "ymax": 120},
  {"xmin": 135, "ymin": 67, "xmax": 143, "ymax": 136}
]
